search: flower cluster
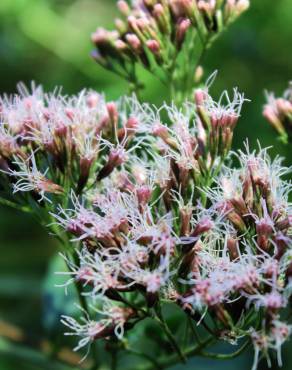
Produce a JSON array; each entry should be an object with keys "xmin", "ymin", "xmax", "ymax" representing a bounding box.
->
[
  {"xmin": 2, "ymin": 1, "xmax": 291, "ymax": 369},
  {"xmin": 0, "ymin": 84, "xmax": 148, "ymax": 204},
  {"xmin": 263, "ymin": 82, "xmax": 292, "ymax": 143},
  {"xmin": 91, "ymin": 0, "xmax": 249, "ymax": 98},
  {"xmin": 1, "ymin": 82, "xmax": 291, "ymax": 370},
  {"xmin": 54, "ymin": 140, "xmax": 292, "ymax": 369},
  {"xmin": 0, "ymin": 80, "xmax": 243, "ymax": 206}
]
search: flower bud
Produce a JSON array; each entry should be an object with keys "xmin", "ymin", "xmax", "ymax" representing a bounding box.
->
[
  {"xmin": 227, "ymin": 237, "xmax": 239, "ymax": 260},
  {"xmin": 115, "ymin": 18, "xmax": 127, "ymax": 34},
  {"xmin": 146, "ymin": 39, "xmax": 161, "ymax": 56},
  {"xmin": 274, "ymin": 233, "xmax": 290, "ymax": 261},
  {"xmin": 236, "ymin": 0, "xmax": 250, "ymax": 13},
  {"xmin": 136, "ymin": 185, "xmax": 152, "ymax": 206},
  {"xmin": 263, "ymin": 105, "xmax": 286, "ymax": 137},
  {"xmin": 176, "ymin": 18, "xmax": 191, "ymax": 49},
  {"xmin": 191, "ymin": 217, "xmax": 214, "ymax": 237},
  {"xmin": 126, "ymin": 33, "xmax": 142, "ymax": 52},
  {"xmin": 38, "ymin": 178, "xmax": 64, "ymax": 195},
  {"xmin": 117, "ymin": 0, "xmax": 130, "ymax": 16},
  {"xmin": 86, "ymin": 92, "xmax": 100, "ymax": 108},
  {"xmin": 107, "ymin": 102, "xmax": 118, "ymax": 125},
  {"xmin": 276, "ymin": 98, "xmax": 292, "ymax": 116},
  {"xmin": 77, "ymin": 157, "xmax": 93, "ymax": 193},
  {"xmin": 180, "ymin": 208, "xmax": 192, "ymax": 236},
  {"xmin": 218, "ymin": 201, "xmax": 246, "ymax": 232},
  {"xmin": 194, "ymin": 65, "xmax": 204, "ymax": 84},
  {"xmin": 97, "ymin": 148, "xmax": 126, "ymax": 181},
  {"xmin": 276, "ymin": 216, "xmax": 292, "ymax": 231},
  {"xmin": 153, "ymin": 3, "xmax": 171, "ymax": 34}
]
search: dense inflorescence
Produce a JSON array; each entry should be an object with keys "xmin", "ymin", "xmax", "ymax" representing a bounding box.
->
[
  {"xmin": 91, "ymin": 0, "xmax": 249, "ymax": 99},
  {"xmin": 1, "ymin": 81, "xmax": 291, "ymax": 370},
  {"xmin": 263, "ymin": 82, "xmax": 292, "ymax": 143},
  {"xmin": 1, "ymin": 2, "xmax": 291, "ymax": 369}
]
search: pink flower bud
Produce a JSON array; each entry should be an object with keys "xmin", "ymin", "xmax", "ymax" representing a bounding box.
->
[
  {"xmin": 91, "ymin": 28, "xmax": 108, "ymax": 45},
  {"xmin": 114, "ymin": 39, "xmax": 128, "ymax": 52},
  {"xmin": 86, "ymin": 93, "xmax": 100, "ymax": 108},
  {"xmin": 117, "ymin": 0, "xmax": 130, "ymax": 16},
  {"xmin": 276, "ymin": 98, "xmax": 292, "ymax": 115},
  {"xmin": 194, "ymin": 88, "xmax": 208, "ymax": 106},
  {"xmin": 146, "ymin": 39, "xmax": 160, "ymax": 55},
  {"xmin": 276, "ymin": 215, "xmax": 292, "ymax": 231},
  {"xmin": 191, "ymin": 217, "xmax": 214, "ymax": 237},
  {"xmin": 152, "ymin": 122, "xmax": 169, "ymax": 139},
  {"xmin": 153, "ymin": 4, "xmax": 164, "ymax": 18},
  {"xmin": 65, "ymin": 108, "xmax": 75, "ymax": 121},
  {"xmin": 136, "ymin": 185, "xmax": 152, "ymax": 206},
  {"xmin": 97, "ymin": 148, "xmax": 126, "ymax": 181},
  {"xmin": 115, "ymin": 18, "xmax": 127, "ymax": 34},
  {"xmin": 236, "ymin": 0, "xmax": 250, "ymax": 13},
  {"xmin": 126, "ymin": 116, "xmax": 139, "ymax": 130},
  {"xmin": 77, "ymin": 157, "xmax": 94, "ymax": 193},
  {"xmin": 227, "ymin": 237, "xmax": 239, "ymax": 260},
  {"xmin": 107, "ymin": 102, "xmax": 119, "ymax": 129},
  {"xmin": 176, "ymin": 18, "xmax": 191, "ymax": 48},
  {"xmin": 38, "ymin": 178, "xmax": 63, "ymax": 195},
  {"xmin": 125, "ymin": 33, "xmax": 142, "ymax": 51}
]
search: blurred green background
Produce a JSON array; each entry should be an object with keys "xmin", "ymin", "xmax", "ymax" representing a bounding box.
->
[{"xmin": 0, "ymin": 1, "xmax": 291, "ymax": 369}]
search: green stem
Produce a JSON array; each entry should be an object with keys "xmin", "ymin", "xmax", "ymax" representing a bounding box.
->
[
  {"xmin": 187, "ymin": 316, "xmax": 202, "ymax": 344},
  {"xmin": 154, "ymin": 309, "xmax": 186, "ymax": 364},
  {"xmin": 200, "ymin": 340, "xmax": 251, "ymax": 360},
  {"xmin": 127, "ymin": 349, "xmax": 162, "ymax": 370},
  {"xmin": 0, "ymin": 196, "xmax": 32, "ymax": 213},
  {"xmin": 111, "ymin": 349, "xmax": 118, "ymax": 370},
  {"xmin": 137, "ymin": 336, "xmax": 214, "ymax": 370}
]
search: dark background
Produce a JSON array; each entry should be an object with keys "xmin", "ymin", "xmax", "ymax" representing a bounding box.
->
[{"xmin": 0, "ymin": 1, "xmax": 291, "ymax": 369}]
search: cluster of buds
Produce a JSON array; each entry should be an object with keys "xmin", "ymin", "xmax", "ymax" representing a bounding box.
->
[
  {"xmin": 91, "ymin": 0, "xmax": 249, "ymax": 97},
  {"xmin": 263, "ymin": 82, "xmax": 292, "ymax": 143}
]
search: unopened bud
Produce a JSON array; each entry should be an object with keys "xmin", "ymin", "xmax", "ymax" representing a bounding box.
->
[
  {"xmin": 38, "ymin": 178, "xmax": 64, "ymax": 195},
  {"xmin": 77, "ymin": 157, "xmax": 93, "ymax": 193},
  {"xmin": 146, "ymin": 39, "xmax": 161, "ymax": 55},
  {"xmin": 153, "ymin": 3, "xmax": 171, "ymax": 34},
  {"xmin": 153, "ymin": 3, "xmax": 164, "ymax": 17},
  {"xmin": 117, "ymin": 0, "xmax": 130, "ymax": 16},
  {"xmin": 176, "ymin": 18, "xmax": 191, "ymax": 48},
  {"xmin": 136, "ymin": 185, "xmax": 152, "ymax": 206},
  {"xmin": 276, "ymin": 216, "xmax": 292, "ymax": 231},
  {"xmin": 195, "ymin": 89, "xmax": 208, "ymax": 107},
  {"xmin": 263, "ymin": 105, "xmax": 286, "ymax": 137},
  {"xmin": 114, "ymin": 39, "xmax": 128, "ymax": 52},
  {"xmin": 276, "ymin": 98, "xmax": 292, "ymax": 115},
  {"xmin": 236, "ymin": 0, "xmax": 250, "ymax": 13},
  {"xmin": 86, "ymin": 93, "xmax": 100, "ymax": 108},
  {"xmin": 107, "ymin": 102, "xmax": 118, "ymax": 124},
  {"xmin": 125, "ymin": 33, "xmax": 142, "ymax": 52},
  {"xmin": 219, "ymin": 201, "xmax": 246, "ymax": 232},
  {"xmin": 227, "ymin": 237, "xmax": 239, "ymax": 260},
  {"xmin": 180, "ymin": 208, "xmax": 192, "ymax": 236},
  {"xmin": 194, "ymin": 65, "xmax": 204, "ymax": 84},
  {"xmin": 191, "ymin": 217, "xmax": 214, "ymax": 237},
  {"xmin": 97, "ymin": 148, "xmax": 126, "ymax": 181},
  {"xmin": 115, "ymin": 18, "xmax": 127, "ymax": 34}
]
